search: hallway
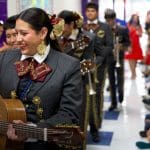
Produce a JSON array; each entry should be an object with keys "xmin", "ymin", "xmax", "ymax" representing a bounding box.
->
[{"xmin": 86, "ymin": 61, "xmax": 148, "ymax": 150}]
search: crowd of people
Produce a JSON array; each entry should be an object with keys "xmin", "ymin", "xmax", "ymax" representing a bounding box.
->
[
  {"xmin": 0, "ymin": 2, "xmax": 150, "ymax": 150},
  {"xmin": 134, "ymin": 11, "xmax": 150, "ymax": 149}
]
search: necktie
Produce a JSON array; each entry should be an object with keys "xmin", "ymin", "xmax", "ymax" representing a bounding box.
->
[{"xmin": 15, "ymin": 58, "xmax": 52, "ymax": 82}]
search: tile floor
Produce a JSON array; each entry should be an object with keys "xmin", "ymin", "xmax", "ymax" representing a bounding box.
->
[{"xmin": 86, "ymin": 61, "xmax": 149, "ymax": 150}]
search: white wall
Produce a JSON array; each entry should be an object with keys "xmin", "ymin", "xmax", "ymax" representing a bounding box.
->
[
  {"xmin": 53, "ymin": 0, "xmax": 81, "ymax": 15},
  {"xmin": 7, "ymin": 0, "xmax": 81, "ymax": 16},
  {"xmin": 7, "ymin": 0, "xmax": 150, "ymax": 26},
  {"xmin": 7, "ymin": 0, "xmax": 18, "ymax": 16},
  {"xmin": 99, "ymin": 0, "xmax": 150, "ymax": 26}
]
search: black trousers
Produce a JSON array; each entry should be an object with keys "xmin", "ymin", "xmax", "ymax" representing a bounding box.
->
[
  {"xmin": 24, "ymin": 141, "xmax": 60, "ymax": 150},
  {"xmin": 89, "ymin": 63, "xmax": 107, "ymax": 130},
  {"xmin": 107, "ymin": 59, "xmax": 124, "ymax": 106},
  {"xmin": 24, "ymin": 141, "xmax": 82, "ymax": 150}
]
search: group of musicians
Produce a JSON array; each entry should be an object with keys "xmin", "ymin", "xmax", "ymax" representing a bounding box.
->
[
  {"xmin": 0, "ymin": 2, "xmax": 130, "ymax": 150},
  {"xmin": 56, "ymin": 2, "xmax": 130, "ymax": 149},
  {"xmin": 56, "ymin": 2, "xmax": 130, "ymax": 148}
]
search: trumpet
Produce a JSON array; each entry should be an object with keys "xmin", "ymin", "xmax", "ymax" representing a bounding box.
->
[
  {"xmin": 80, "ymin": 59, "xmax": 96, "ymax": 95},
  {"xmin": 114, "ymin": 36, "xmax": 121, "ymax": 68}
]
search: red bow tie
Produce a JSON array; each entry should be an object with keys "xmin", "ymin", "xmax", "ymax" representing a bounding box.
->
[{"xmin": 15, "ymin": 58, "xmax": 52, "ymax": 82}]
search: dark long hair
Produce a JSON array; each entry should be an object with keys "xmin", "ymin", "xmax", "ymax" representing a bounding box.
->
[
  {"xmin": 129, "ymin": 14, "xmax": 141, "ymax": 26},
  {"xmin": 4, "ymin": 14, "xmax": 18, "ymax": 30},
  {"xmin": 58, "ymin": 10, "xmax": 80, "ymax": 29},
  {"xmin": 17, "ymin": 7, "xmax": 60, "ymax": 51}
]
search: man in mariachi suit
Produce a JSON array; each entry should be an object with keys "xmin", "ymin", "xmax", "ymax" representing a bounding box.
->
[
  {"xmin": 57, "ymin": 10, "xmax": 105, "ymax": 148},
  {"xmin": 83, "ymin": 2, "xmax": 113, "ymax": 142},
  {"xmin": 104, "ymin": 9, "xmax": 130, "ymax": 111}
]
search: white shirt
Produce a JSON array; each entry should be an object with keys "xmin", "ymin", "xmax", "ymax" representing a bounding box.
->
[
  {"xmin": 20, "ymin": 45, "xmax": 50, "ymax": 64},
  {"xmin": 68, "ymin": 29, "xmax": 79, "ymax": 40},
  {"xmin": 87, "ymin": 19, "xmax": 98, "ymax": 24}
]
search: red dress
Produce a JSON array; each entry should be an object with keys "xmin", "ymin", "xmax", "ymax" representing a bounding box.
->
[{"xmin": 125, "ymin": 24, "xmax": 143, "ymax": 60}]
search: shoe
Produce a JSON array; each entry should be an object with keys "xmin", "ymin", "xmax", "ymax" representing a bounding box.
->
[
  {"xmin": 139, "ymin": 130, "xmax": 147, "ymax": 138},
  {"xmin": 90, "ymin": 130, "xmax": 100, "ymax": 143},
  {"xmin": 136, "ymin": 141, "xmax": 150, "ymax": 149},
  {"xmin": 143, "ymin": 99, "xmax": 150, "ymax": 105},
  {"xmin": 108, "ymin": 105, "xmax": 117, "ymax": 111}
]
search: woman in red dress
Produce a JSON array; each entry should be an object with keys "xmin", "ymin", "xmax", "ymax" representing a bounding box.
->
[{"xmin": 125, "ymin": 14, "xmax": 143, "ymax": 79}]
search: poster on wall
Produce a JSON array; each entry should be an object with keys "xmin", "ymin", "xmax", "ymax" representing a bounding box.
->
[{"xmin": 17, "ymin": 0, "xmax": 53, "ymax": 14}]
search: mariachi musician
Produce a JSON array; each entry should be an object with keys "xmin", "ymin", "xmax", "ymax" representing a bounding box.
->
[
  {"xmin": 104, "ymin": 8, "xmax": 130, "ymax": 111},
  {"xmin": 0, "ymin": 8, "xmax": 83, "ymax": 150},
  {"xmin": 56, "ymin": 10, "xmax": 104, "ymax": 148},
  {"xmin": 83, "ymin": 2, "xmax": 113, "ymax": 142}
]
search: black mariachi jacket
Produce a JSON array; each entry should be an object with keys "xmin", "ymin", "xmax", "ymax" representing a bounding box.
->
[
  {"xmin": 0, "ymin": 49, "xmax": 83, "ymax": 127},
  {"xmin": 83, "ymin": 21, "xmax": 114, "ymax": 65},
  {"xmin": 57, "ymin": 29, "xmax": 104, "ymax": 66},
  {"xmin": 108, "ymin": 24, "xmax": 131, "ymax": 63}
]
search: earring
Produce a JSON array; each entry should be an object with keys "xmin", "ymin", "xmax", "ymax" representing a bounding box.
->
[{"xmin": 37, "ymin": 41, "xmax": 46, "ymax": 55}]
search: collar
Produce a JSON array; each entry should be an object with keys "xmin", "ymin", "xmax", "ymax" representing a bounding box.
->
[
  {"xmin": 68, "ymin": 29, "xmax": 79, "ymax": 40},
  {"xmin": 20, "ymin": 45, "xmax": 50, "ymax": 64},
  {"xmin": 87, "ymin": 19, "xmax": 98, "ymax": 24}
]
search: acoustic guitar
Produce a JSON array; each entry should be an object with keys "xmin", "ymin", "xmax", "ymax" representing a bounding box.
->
[{"xmin": 0, "ymin": 98, "xmax": 84, "ymax": 150}]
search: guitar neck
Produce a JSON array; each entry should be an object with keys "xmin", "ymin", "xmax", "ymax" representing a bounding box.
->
[
  {"xmin": 0, "ymin": 120, "xmax": 79, "ymax": 144},
  {"xmin": 0, "ymin": 120, "xmax": 44, "ymax": 140}
]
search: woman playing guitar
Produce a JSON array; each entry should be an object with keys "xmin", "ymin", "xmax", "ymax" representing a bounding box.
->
[{"xmin": 0, "ymin": 8, "xmax": 83, "ymax": 150}]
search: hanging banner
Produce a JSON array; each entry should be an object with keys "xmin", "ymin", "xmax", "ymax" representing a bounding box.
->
[{"xmin": 18, "ymin": 0, "xmax": 53, "ymax": 14}]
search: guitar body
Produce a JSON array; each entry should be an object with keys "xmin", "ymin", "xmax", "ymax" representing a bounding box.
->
[
  {"xmin": 0, "ymin": 98, "xmax": 84, "ymax": 149},
  {"xmin": 0, "ymin": 98, "xmax": 26, "ymax": 150}
]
